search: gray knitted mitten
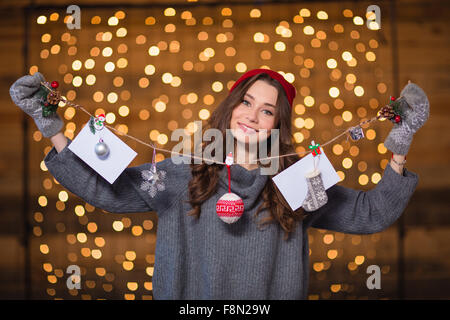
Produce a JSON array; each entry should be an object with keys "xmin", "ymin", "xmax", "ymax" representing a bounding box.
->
[
  {"xmin": 384, "ymin": 82, "xmax": 430, "ymax": 155},
  {"xmin": 302, "ymin": 169, "xmax": 328, "ymax": 212},
  {"xmin": 9, "ymin": 72, "xmax": 63, "ymax": 138}
]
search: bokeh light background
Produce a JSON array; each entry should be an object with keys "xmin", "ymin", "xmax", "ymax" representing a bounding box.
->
[{"xmin": 26, "ymin": 2, "xmax": 403, "ymax": 299}]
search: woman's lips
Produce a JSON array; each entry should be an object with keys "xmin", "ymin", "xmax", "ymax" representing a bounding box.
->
[{"xmin": 238, "ymin": 122, "xmax": 257, "ymax": 134}]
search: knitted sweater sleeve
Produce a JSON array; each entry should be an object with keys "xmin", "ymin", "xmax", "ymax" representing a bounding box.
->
[
  {"xmin": 44, "ymin": 139, "xmax": 190, "ymax": 214},
  {"xmin": 304, "ymin": 164, "xmax": 418, "ymax": 234}
]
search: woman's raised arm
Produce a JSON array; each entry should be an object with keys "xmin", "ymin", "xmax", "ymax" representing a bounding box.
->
[
  {"xmin": 44, "ymin": 136, "xmax": 191, "ymax": 215},
  {"xmin": 50, "ymin": 131, "xmax": 68, "ymax": 153},
  {"xmin": 390, "ymin": 154, "xmax": 406, "ymax": 175},
  {"xmin": 44, "ymin": 137, "xmax": 154, "ymax": 213},
  {"xmin": 304, "ymin": 163, "xmax": 418, "ymax": 234}
]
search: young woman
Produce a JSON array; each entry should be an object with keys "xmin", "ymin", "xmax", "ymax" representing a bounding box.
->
[{"xmin": 9, "ymin": 69, "xmax": 428, "ymax": 299}]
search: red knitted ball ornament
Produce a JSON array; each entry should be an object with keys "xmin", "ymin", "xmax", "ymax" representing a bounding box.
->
[{"xmin": 216, "ymin": 192, "xmax": 244, "ymax": 224}]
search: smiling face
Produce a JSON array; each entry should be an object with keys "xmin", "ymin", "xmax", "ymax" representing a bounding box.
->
[{"xmin": 229, "ymin": 80, "xmax": 279, "ymax": 144}]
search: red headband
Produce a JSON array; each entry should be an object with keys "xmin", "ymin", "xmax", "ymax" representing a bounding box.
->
[{"xmin": 229, "ymin": 69, "xmax": 297, "ymax": 107}]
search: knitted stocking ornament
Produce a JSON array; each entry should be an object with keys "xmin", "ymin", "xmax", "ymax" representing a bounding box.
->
[{"xmin": 302, "ymin": 169, "xmax": 328, "ymax": 212}]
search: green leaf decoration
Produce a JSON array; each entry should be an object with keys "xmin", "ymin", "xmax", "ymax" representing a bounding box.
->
[
  {"xmin": 89, "ymin": 117, "xmax": 96, "ymax": 134},
  {"xmin": 42, "ymin": 103, "xmax": 58, "ymax": 118},
  {"xmin": 39, "ymin": 84, "xmax": 59, "ymax": 118},
  {"xmin": 37, "ymin": 85, "xmax": 49, "ymax": 99},
  {"xmin": 390, "ymin": 100, "xmax": 403, "ymax": 117}
]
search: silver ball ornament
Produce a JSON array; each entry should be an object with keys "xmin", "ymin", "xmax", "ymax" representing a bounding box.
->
[{"xmin": 95, "ymin": 140, "xmax": 110, "ymax": 159}]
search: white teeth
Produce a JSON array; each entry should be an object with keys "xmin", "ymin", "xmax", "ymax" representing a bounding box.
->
[{"xmin": 241, "ymin": 124, "xmax": 256, "ymax": 133}]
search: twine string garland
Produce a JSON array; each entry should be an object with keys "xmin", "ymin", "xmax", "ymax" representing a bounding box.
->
[{"xmin": 41, "ymin": 81, "xmax": 397, "ymax": 166}]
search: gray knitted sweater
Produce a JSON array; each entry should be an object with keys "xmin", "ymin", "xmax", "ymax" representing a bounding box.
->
[{"xmin": 44, "ymin": 140, "xmax": 418, "ymax": 299}]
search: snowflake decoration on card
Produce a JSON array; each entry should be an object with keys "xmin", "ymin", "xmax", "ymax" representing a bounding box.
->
[{"xmin": 140, "ymin": 168, "xmax": 167, "ymax": 198}]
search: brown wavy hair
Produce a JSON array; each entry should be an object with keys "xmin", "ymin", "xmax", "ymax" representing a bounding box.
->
[{"xmin": 187, "ymin": 73, "xmax": 306, "ymax": 240}]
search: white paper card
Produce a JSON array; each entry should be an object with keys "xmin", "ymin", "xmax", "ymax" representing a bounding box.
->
[
  {"xmin": 271, "ymin": 148, "xmax": 340, "ymax": 211},
  {"xmin": 68, "ymin": 121, "xmax": 137, "ymax": 184}
]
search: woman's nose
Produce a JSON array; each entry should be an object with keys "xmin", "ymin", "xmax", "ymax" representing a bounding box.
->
[{"xmin": 246, "ymin": 107, "xmax": 258, "ymax": 123}]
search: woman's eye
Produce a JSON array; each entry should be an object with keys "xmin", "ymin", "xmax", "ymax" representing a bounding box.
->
[{"xmin": 241, "ymin": 99, "xmax": 273, "ymax": 115}]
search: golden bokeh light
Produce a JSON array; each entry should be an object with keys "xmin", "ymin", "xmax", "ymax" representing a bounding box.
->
[
  {"xmin": 341, "ymin": 51, "xmax": 352, "ymax": 61},
  {"xmin": 51, "ymin": 44, "xmax": 62, "ymax": 54},
  {"xmin": 77, "ymin": 233, "xmax": 87, "ymax": 243},
  {"xmin": 123, "ymin": 261, "xmax": 134, "ymax": 271},
  {"xmin": 327, "ymin": 250, "xmax": 338, "ymax": 260},
  {"xmin": 358, "ymin": 161, "xmax": 368, "ymax": 172},
  {"xmin": 355, "ymin": 255, "xmax": 365, "ymax": 265},
  {"xmin": 199, "ymin": 109, "xmax": 210, "ymax": 120},
  {"xmin": 377, "ymin": 143, "xmax": 388, "ymax": 154},
  {"xmin": 353, "ymin": 16, "xmax": 364, "ymax": 25},
  {"xmin": 112, "ymin": 221, "xmax": 124, "ymax": 232},
  {"xmin": 299, "ymin": 8, "xmax": 311, "ymax": 17},
  {"xmin": 274, "ymin": 41, "xmax": 286, "ymax": 51},
  {"xmin": 333, "ymin": 144, "xmax": 344, "ymax": 155},
  {"xmin": 132, "ymin": 226, "xmax": 143, "ymax": 236},
  {"xmin": 116, "ymin": 28, "xmax": 127, "ymax": 37},
  {"xmin": 371, "ymin": 172, "xmax": 382, "ymax": 184},
  {"xmin": 74, "ymin": 205, "xmax": 85, "ymax": 217},
  {"xmin": 104, "ymin": 62, "xmax": 115, "ymax": 72},
  {"xmin": 148, "ymin": 46, "xmax": 160, "ymax": 56},
  {"xmin": 342, "ymin": 157, "xmax": 353, "ymax": 169},
  {"xmin": 366, "ymin": 51, "xmax": 376, "ymax": 61},
  {"xmin": 359, "ymin": 174, "xmax": 369, "ymax": 185},
  {"xmin": 333, "ymin": 115, "xmax": 343, "ymax": 126},
  {"xmin": 326, "ymin": 58, "xmax": 337, "ymax": 69},
  {"xmin": 304, "ymin": 96, "xmax": 315, "ymax": 107},
  {"xmin": 235, "ymin": 62, "xmax": 247, "ymax": 73},
  {"xmin": 86, "ymin": 74, "xmax": 96, "ymax": 85},
  {"xmin": 304, "ymin": 118, "xmax": 314, "ymax": 129},
  {"xmin": 317, "ymin": 11, "xmax": 328, "ymax": 20},
  {"xmin": 38, "ymin": 195, "xmax": 48, "ymax": 207},
  {"xmin": 95, "ymin": 237, "xmax": 106, "ymax": 247},
  {"xmin": 294, "ymin": 117, "xmax": 305, "ymax": 129},
  {"xmin": 349, "ymin": 146, "xmax": 359, "ymax": 157},
  {"xmin": 346, "ymin": 73, "xmax": 356, "ymax": 84},
  {"xmin": 40, "ymin": 244, "xmax": 49, "ymax": 254},
  {"xmin": 37, "ymin": 15, "xmax": 47, "ymax": 24},
  {"xmin": 354, "ymin": 85, "xmax": 364, "ymax": 96},
  {"xmin": 294, "ymin": 132, "xmax": 304, "ymax": 143},
  {"xmin": 87, "ymin": 222, "xmax": 98, "ymax": 233},
  {"xmin": 329, "ymin": 87, "xmax": 340, "ymax": 98},
  {"xmin": 323, "ymin": 234, "xmax": 334, "ymax": 245},
  {"xmin": 250, "ymin": 9, "xmax": 261, "ymax": 18},
  {"xmin": 295, "ymin": 104, "xmax": 305, "ymax": 115},
  {"xmin": 330, "ymin": 284, "xmax": 341, "ymax": 293},
  {"xmin": 342, "ymin": 111, "xmax": 352, "ymax": 122},
  {"xmin": 313, "ymin": 263, "xmax": 324, "ymax": 272},
  {"xmin": 366, "ymin": 129, "xmax": 376, "ymax": 140}
]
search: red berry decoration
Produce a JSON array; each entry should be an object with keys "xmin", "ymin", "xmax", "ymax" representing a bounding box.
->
[
  {"xmin": 394, "ymin": 115, "xmax": 401, "ymax": 123},
  {"xmin": 51, "ymin": 81, "xmax": 59, "ymax": 89},
  {"xmin": 44, "ymin": 102, "xmax": 49, "ymax": 107},
  {"xmin": 391, "ymin": 96, "xmax": 396, "ymax": 101}
]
